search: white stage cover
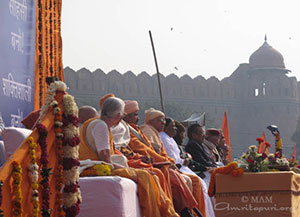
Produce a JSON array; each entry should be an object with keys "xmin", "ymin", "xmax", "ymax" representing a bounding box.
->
[{"xmin": 79, "ymin": 176, "xmax": 141, "ymax": 217}]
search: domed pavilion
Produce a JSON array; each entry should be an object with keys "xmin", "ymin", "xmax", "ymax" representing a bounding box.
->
[{"xmin": 249, "ymin": 36, "xmax": 290, "ymax": 73}]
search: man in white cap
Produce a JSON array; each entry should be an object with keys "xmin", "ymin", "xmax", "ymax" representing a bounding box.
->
[
  {"xmin": 124, "ymin": 104, "xmax": 206, "ymax": 217},
  {"xmin": 140, "ymin": 108, "xmax": 166, "ymax": 154}
]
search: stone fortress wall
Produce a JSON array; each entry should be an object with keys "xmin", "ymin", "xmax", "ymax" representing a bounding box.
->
[{"xmin": 64, "ymin": 39, "xmax": 300, "ymax": 157}]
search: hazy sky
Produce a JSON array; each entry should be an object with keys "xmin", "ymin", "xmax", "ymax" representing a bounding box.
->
[{"xmin": 61, "ymin": 0, "xmax": 300, "ymax": 81}]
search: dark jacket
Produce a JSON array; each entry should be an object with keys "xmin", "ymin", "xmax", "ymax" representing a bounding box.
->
[
  {"xmin": 185, "ymin": 139, "xmax": 216, "ymax": 168},
  {"xmin": 177, "ymin": 144, "xmax": 206, "ymax": 171}
]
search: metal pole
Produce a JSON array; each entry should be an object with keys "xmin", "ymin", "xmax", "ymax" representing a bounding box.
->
[{"xmin": 149, "ymin": 30, "xmax": 165, "ymax": 113}]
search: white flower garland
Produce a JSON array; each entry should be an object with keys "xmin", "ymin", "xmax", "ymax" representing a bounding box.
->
[
  {"xmin": 62, "ymin": 93, "xmax": 82, "ymax": 216},
  {"xmin": 39, "ymin": 81, "xmax": 67, "ymax": 121},
  {"xmin": 37, "ymin": 80, "xmax": 81, "ymax": 216}
]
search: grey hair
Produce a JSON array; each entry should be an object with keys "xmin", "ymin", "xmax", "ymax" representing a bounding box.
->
[{"xmin": 101, "ymin": 97, "xmax": 125, "ymax": 118}]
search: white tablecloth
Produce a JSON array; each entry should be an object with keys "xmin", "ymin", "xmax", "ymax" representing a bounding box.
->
[{"xmin": 79, "ymin": 176, "xmax": 141, "ymax": 217}]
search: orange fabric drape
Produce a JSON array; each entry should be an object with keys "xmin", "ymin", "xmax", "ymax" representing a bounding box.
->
[
  {"xmin": 34, "ymin": 0, "xmax": 64, "ymax": 110},
  {"xmin": 0, "ymin": 92, "xmax": 65, "ymax": 216},
  {"xmin": 79, "ymin": 117, "xmax": 101, "ymax": 160},
  {"xmin": 185, "ymin": 174, "xmax": 207, "ymax": 217},
  {"xmin": 222, "ymin": 112, "xmax": 232, "ymax": 161},
  {"xmin": 112, "ymin": 168, "xmax": 178, "ymax": 217},
  {"xmin": 128, "ymin": 124, "xmax": 200, "ymax": 212},
  {"xmin": 79, "ymin": 120, "xmax": 178, "ymax": 217},
  {"xmin": 258, "ymin": 132, "xmax": 268, "ymax": 154}
]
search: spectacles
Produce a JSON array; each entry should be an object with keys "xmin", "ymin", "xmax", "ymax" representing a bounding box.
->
[
  {"xmin": 154, "ymin": 117, "xmax": 165, "ymax": 123},
  {"xmin": 128, "ymin": 112, "xmax": 139, "ymax": 117},
  {"xmin": 158, "ymin": 118, "xmax": 166, "ymax": 123}
]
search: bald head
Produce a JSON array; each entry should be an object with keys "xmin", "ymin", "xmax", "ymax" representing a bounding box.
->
[{"xmin": 78, "ymin": 106, "xmax": 98, "ymax": 124}]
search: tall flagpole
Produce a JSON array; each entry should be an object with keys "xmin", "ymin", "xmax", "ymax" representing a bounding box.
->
[{"xmin": 149, "ymin": 30, "xmax": 165, "ymax": 113}]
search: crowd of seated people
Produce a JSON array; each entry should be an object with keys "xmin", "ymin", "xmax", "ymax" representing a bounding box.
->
[
  {"xmin": 1, "ymin": 89, "xmax": 229, "ymax": 217},
  {"xmin": 77, "ymin": 93, "xmax": 232, "ymax": 217}
]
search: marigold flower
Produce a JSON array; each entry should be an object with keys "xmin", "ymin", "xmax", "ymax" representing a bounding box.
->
[
  {"xmin": 208, "ymin": 161, "xmax": 242, "ymax": 197},
  {"xmin": 265, "ymin": 142, "xmax": 271, "ymax": 148},
  {"xmin": 256, "ymin": 138, "xmax": 264, "ymax": 143}
]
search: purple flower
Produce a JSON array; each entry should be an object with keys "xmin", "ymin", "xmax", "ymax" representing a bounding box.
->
[
  {"xmin": 37, "ymin": 123, "xmax": 48, "ymax": 136},
  {"xmin": 262, "ymin": 153, "xmax": 267, "ymax": 159},
  {"xmin": 71, "ymin": 115, "xmax": 80, "ymax": 127},
  {"xmin": 64, "ymin": 203, "xmax": 80, "ymax": 217},
  {"xmin": 41, "ymin": 156, "xmax": 49, "ymax": 165},
  {"xmin": 63, "ymin": 158, "xmax": 80, "ymax": 170},
  {"xmin": 63, "ymin": 114, "xmax": 80, "ymax": 127},
  {"xmin": 38, "ymin": 137, "xmax": 47, "ymax": 145},
  {"xmin": 64, "ymin": 183, "xmax": 79, "ymax": 193},
  {"xmin": 64, "ymin": 137, "xmax": 80, "ymax": 147}
]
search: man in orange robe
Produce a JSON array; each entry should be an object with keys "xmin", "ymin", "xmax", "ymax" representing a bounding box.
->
[
  {"xmin": 79, "ymin": 95, "xmax": 178, "ymax": 217},
  {"xmin": 123, "ymin": 101, "xmax": 205, "ymax": 217}
]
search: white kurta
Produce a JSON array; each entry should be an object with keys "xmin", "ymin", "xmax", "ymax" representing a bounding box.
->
[{"xmin": 159, "ymin": 132, "xmax": 215, "ymax": 217}]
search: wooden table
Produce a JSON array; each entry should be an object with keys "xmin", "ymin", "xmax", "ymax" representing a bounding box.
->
[{"xmin": 215, "ymin": 171, "xmax": 300, "ymax": 217}]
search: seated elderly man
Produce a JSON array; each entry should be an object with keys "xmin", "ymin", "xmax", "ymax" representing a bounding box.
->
[
  {"xmin": 217, "ymin": 131, "xmax": 229, "ymax": 165},
  {"xmin": 123, "ymin": 102, "xmax": 208, "ymax": 217},
  {"xmin": 173, "ymin": 121, "xmax": 207, "ymax": 177},
  {"xmin": 78, "ymin": 105, "xmax": 98, "ymax": 126},
  {"xmin": 121, "ymin": 101, "xmax": 205, "ymax": 217},
  {"xmin": 160, "ymin": 118, "xmax": 195, "ymax": 174},
  {"xmin": 160, "ymin": 117, "xmax": 215, "ymax": 217},
  {"xmin": 111, "ymin": 103, "xmax": 175, "ymax": 204},
  {"xmin": 79, "ymin": 96, "xmax": 178, "ymax": 217},
  {"xmin": 173, "ymin": 121, "xmax": 187, "ymax": 158},
  {"xmin": 203, "ymin": 129, "xmax": 223, "ymax": 166},
  {"xmin": 185, "ymin": 124, "xmax": 217, "ymax": 186},
  {"xmin": 136, "ymin": 108, "xmax": 209, "ymax": 217}
]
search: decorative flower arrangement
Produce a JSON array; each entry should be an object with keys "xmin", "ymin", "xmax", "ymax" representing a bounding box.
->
[
  {"xmin": 287, "ymin": 156, "xmax": 300, "ymax": 174},
  {"xmin": 239, "ymin": 145, "xmax": 290, "ymax": 172},
  {"xmin": 80, "ymin": 164, "xmax": 112, "ymax": 177},
  {"xmin": 39, "ymin": 81, "xmax": 67, "ymax": 121},
  {"xmin": 256, "ymin": 137, "xmax": 271, "ymax": 154},
  {"xmin": 52, "ymin": 102, "xmax": 65, "ymax": 217},
  {"xmin": 292, "ymin": 164, "xmax": 300, "ymax": 174},
  {"xmin": 266, "ymin": 153, "xmax": 289, "ymax": 167},
  {"xmin": 26, "ymin": 137, "xmax": 40, "ymax": 217},
  {"xmin": 12, "ymin": 161, "xmax": 23, "ymax": 217},
  {"xmin": 288, "ymin": 155, "xmax": 298, "ymax": 167},
  {"xmin": 239, "ymin": 145, "xmax": 268, "ymax": 172},
  {"xmin": 62, "ymin": 94, "xmax": 81, "ymax": 217},
  {"xmin": 0, "ymin": 180, "xmax": 3, "ymax": 217},
  {"xmin": 38, "ymin": 81, "xmax": 81, "ymax": 217},
  {"xmin": 208, "ymin": 161, "xmax": 244, "ymax": 197},
  {"xmin": 37, "ymin": 123, "xmax": 52, "ymax": 217}
]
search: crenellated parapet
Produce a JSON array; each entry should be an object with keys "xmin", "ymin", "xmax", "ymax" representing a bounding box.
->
[
  {"xmin": 64, "ymin": 38, "xmax": 300, "ymax": 157},
  {"xmin": 65, "ymin": 67, "xmax": 256, "ymax": 101}
]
